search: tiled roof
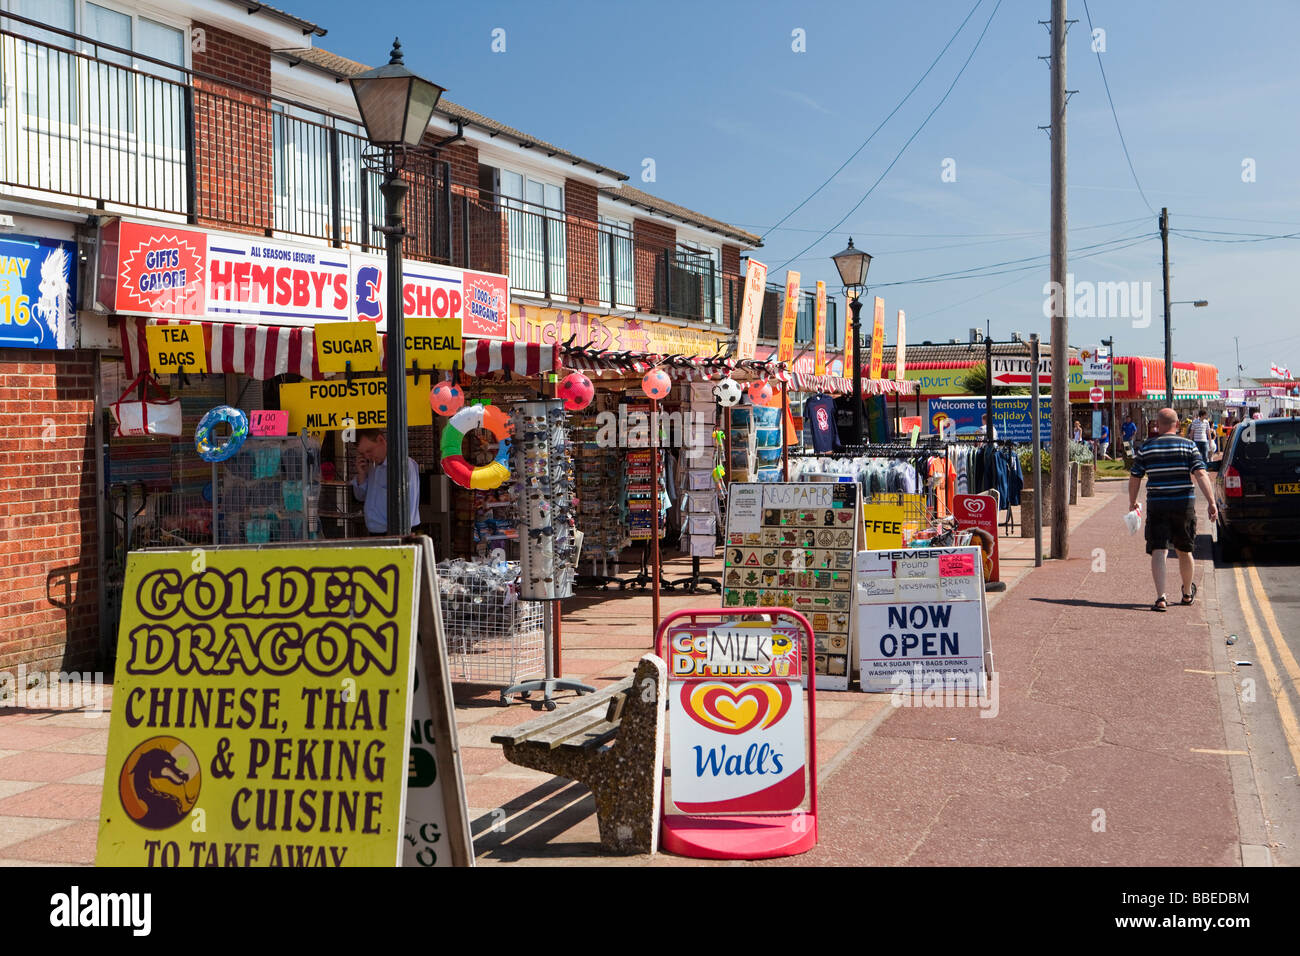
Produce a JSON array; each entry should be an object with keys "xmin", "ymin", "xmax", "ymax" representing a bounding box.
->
[
  {"xmin": 235, "ymin": 2, "xmax": 327, "ymax": 37},
  {"xmin": 598, "ymin": 184, "xmax": 762, "ymax": 247},
  {"xmin": 275, "ymin": 47, "xmax": 629, "ymax": 180}
]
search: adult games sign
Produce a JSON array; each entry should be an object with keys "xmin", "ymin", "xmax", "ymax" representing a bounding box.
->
[{"xmin": 97, "ymin": 546, "xmax": 422, "ymax": 867}]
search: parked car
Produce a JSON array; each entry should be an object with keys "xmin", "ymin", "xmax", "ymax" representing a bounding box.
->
[{"xmin": 1209, "ymin": 417, "xmax": 1300, "ymax": 560}]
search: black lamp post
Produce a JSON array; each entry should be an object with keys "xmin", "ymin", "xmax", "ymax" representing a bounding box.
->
[
  {"xmin": 831, "ymin": 238, "xmax": 872, "ymax": 445},
  {"xmin": 349, "ymin": 39, "xmax": 444, "ymax": 534}
]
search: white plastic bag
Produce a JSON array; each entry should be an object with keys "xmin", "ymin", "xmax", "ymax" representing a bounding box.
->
[{"xmin": 1123, "ymin": 503, "xmax": 1143, "ymax": 535}]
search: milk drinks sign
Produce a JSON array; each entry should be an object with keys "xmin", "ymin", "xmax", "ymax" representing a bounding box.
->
[{"xmin": 667, "ymin": 621, "xmax": 806, "ymax": 813}]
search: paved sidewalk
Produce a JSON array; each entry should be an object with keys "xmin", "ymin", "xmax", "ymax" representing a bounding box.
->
[
  {"xmin": 0, "ymin": 488, "xmax": 1120, "ymax": 866},
  {"xmin": 800, "ymin": 489, "xmax": 1239, "ymax": 866}
]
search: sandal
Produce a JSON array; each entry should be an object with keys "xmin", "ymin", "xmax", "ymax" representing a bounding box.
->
[
  {"xmin": 1152, "ymin": 596, "xmax": 1168, "ymax": 612},
  {"xmin": 1181, "ymin": 583, "xmax": 1198, "ymax": 606}
]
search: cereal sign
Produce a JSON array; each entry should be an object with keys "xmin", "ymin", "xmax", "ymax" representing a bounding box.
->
[{"xmin": 666, "ymin": 622, "xmax": 807, "ymax": 814}]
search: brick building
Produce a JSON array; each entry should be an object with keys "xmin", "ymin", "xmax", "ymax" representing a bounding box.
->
[{"xmin": 0, "ymin": 0, "xmax": 843, "ymax": 674}]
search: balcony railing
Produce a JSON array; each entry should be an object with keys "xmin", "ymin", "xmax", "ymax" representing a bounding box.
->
[
  {"xmin": 0, "ymin": 17, "xmax": 453, "ymax": 263},
  {"xmin": 491, "ymin": 200, "xmax": 743, "ymax": 325}
]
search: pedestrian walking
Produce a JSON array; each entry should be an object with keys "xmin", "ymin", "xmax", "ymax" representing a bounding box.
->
[
  {"xmin": 1188, "ymin": 409, "xmax": 1212, "ymax": 464},
  {"xmin": 1128, "ymin": 407, "xmax": 1218, "ymax": 612}
]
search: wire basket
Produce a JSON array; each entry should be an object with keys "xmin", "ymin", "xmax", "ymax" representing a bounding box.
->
[{"xmin": 437, "ymin": 560, "xmax": 545, "ymax": 686}]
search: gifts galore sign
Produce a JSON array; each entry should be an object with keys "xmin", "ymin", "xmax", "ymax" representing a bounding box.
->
[{"xmin": 99, "ymin": 220, "xmax": 508, "ymax": 336}]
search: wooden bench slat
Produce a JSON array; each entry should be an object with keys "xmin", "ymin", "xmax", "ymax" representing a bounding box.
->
[
  {"xmin": 552, "ymin": 722, "xmax": 621, "ymax": 752},
  {"xmin": 490, "ymin": 678, "xmax": 633, "ymax": 748}
]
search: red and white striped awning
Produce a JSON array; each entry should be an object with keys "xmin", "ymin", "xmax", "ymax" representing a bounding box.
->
[
  {"xmin": 464, "ymin": 340, "xmax": 560, "ymax": 376},
  {"xmin": 120, "ymin": 317, "xmax": 319, "ymax": 380},
  {"xmin": 785, "ymin": 372, "xmax": 917, "ymax": 396},
  {"xmin": 121, "ymin": 317, "xmax": 559, "ymax": 381}
]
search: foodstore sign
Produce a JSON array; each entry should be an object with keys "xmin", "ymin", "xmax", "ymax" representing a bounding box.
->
[{"xmin": 97, "ymin": 219, "xmax": 508, "ymax": 338}]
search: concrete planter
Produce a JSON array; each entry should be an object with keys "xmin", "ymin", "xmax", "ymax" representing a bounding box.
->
[{"xmin": 1019, "ymin": 485, "xmax": 1054, "ymax": 537}]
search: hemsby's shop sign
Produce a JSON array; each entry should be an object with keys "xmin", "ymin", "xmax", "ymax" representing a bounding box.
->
[
  {"xmin": 97, "ymin": 219, "xmax": 509, "ymax": 339},
  {"xmin": 928, "ymin": 397, "xmax": 1052, "ymax": 443},
  {"xmin": 0, "ymin": 234, "xmax": 78, "ymax": 350}
]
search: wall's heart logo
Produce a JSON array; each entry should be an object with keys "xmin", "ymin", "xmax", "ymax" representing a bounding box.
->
[{"xmin": 683, "ymin": 681, "xmax": 793, "ymax": 735}]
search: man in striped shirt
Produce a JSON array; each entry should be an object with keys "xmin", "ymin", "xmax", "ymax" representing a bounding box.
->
[{"xmin": 1129, "ymin": 407, "xmax": 1218, "ymax": 611}]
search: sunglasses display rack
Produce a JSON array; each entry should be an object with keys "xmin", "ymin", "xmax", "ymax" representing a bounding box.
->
[{"xmin": 511, "ymin": 400, "xmax": 577, "ymax": 602}]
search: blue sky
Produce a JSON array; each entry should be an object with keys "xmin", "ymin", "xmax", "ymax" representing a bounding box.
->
[{"xmin": 304, "ymin": 0, "xmax": 1299, "ymax": 379}]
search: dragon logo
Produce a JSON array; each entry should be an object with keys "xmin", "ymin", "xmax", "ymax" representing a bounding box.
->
[
  {"xmin": 355, "ymin": 264, "xmax": 383, "ymax": 322},
  {"xmin": 35, "ymin": 247, "xmax": 72, "ymax": 349},
  {"xmin": 118, "ymin": 736, "xmax": 201, "ymax": 830}
]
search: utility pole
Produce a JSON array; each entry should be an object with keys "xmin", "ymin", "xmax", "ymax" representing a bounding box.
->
[
  {"xmin": 985, "ymin": 320, "xmax": 994, "ymax": 447},
  {"xmin": 1031, "ymin": 333, "xmax": 1043, "ymax": 567},
  {"xmin": 1049, "ymin": 0, "xmax": 1070, "ymax": 559},
  {"xmin": 1161, "ymin": 207, "xmax": 1173, "ymax": 406},
  {"xmin": 1234, "ymin": 335, "xmax": 1242, "ymax": 388}
]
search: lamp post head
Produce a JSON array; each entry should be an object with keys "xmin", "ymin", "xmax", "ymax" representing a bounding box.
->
[
  {"xmin": 1193, "ymin": 300, "xmax": 1209, "ymax": 308},
  {"xmin": 349, "ymin": 38, "xmax": 445, "ymax": 149},
  {"xmin": 831, "ymin": 237, "xmax": 872, "ymax": 290}
]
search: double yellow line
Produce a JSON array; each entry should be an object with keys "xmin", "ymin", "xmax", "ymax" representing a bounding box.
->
[{"xmin": 1233, "ymin": 565, "xmax": 1300, "ymax": 775}]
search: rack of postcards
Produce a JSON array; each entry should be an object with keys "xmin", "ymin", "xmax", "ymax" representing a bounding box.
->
[
  {"xmin": 678, "ymin": 380, "xmax": 722, "ymax": 559},
  {"xmin": 216, "ymin": 433, "xmax": 322, "ymax": 544},
  {"xmin": 571, "ymin": 389, "xmax": 626, "ymax": 580},
  {"xmin": 623, "ymin": 394, "xmax": 665, "ymax": 542}
]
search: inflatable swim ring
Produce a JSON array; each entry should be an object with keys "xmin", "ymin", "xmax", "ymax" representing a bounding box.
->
[
  {"xmin": 440, "ymin": 403, "xmax": 512, "ymax": 489},
  {"xmin": 195, "ymin": 405, "xmax": 249, "ymax": 463}
]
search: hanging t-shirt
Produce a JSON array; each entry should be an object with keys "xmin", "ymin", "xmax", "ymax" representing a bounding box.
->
[{"xmin": 804, "ymin": 395, "xmax": 839, "ymax": 453}]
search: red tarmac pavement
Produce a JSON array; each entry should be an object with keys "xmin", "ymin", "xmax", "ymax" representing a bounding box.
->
[{"xmin": 798, "ymin": 491, "xmax": 1240, "ymax": 867}]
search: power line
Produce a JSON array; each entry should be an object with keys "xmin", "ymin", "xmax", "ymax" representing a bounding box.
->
[
  {"xmin": 771, "ymin": 0, "xmax": 1005, "ymax": 273},
  {"xmin": 1170, "ymin": 228, "xmax": 1300, "ymax": 244},
  {"xmin": 1081, "ymin": 0, "xmax": 1155, "ymax": 215},
  {"xmin": 759, "ymin": 0, "xmax": 987, "ymax": 240},
  {"xmin": 735, "ymin": 215, "xmax": 1148, "ymax": 241},
  {"xmin": 859, "ymin": 232, "xmax": 1154, "ymax": 287}
]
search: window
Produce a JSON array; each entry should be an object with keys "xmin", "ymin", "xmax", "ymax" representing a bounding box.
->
[
  {"xmin": 1, "ymin": 0, "xmax": 187, "ymax": 210},
  {"xmin": 500, "ymin": 169, "xmax": 565, "ymax": 296},
  {"xmin": 598, "ymin": 215, "xmax": 633, "ymax": 307},
  {"xmin": 678, "ymin": 239, "xmax": 722, "ymax": 323}
]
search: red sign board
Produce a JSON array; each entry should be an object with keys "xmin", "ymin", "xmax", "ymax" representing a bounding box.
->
[
  {"xmin": 97, "ymin": 219, "xmax": 509, "ymax": 337},
  {"xmin": 953, "ymin": 493, "xmax": 999, "ymax": 584},
  {"xmin": 656, "ymin": 608, "xmax": 819, "ymax": 860},
  {"xmin": 1089, "ymin": 386, "xmax": 1105, "ymax": 404}
]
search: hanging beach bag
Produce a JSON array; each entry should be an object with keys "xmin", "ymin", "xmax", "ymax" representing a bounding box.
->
[{"xmin": 109, "ymin": 372, "xmax": 183, "ymax": 438}]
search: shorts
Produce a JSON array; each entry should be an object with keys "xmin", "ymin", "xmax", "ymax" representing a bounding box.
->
[{"xmin": 1145, "ymin": 501, "xmax": 1196, "ymax": 554}]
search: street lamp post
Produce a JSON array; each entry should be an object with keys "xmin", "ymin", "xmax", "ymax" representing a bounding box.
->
[
  {"xmin": 349, "ymin": 39, "xmax": 444, "ymax": 535},
  {"xmin": 1101, "ymin": 335, "xmax": 1116, "ymax": 458},
  {"xmin": 831, "ymin": 238, "xmax": 872, "ymax": 445},
  {"xmin": 1165, "ymin": 298, "xmax": 1209, "ymax": 406}
]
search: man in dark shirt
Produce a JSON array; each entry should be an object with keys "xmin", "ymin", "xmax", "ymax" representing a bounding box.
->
[{"xmin": 1128, "ymin": 407, "xmax": 1218, "ymax": 611}]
